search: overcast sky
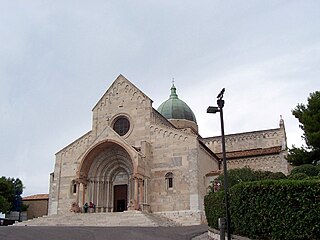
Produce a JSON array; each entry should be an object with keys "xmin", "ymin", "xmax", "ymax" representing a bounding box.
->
[{"xmin": 0, "ymin": 1, "xmax": 319, "ymax": 197}]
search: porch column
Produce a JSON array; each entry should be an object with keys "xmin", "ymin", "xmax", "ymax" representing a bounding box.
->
[
  {"xmin": 96, "ymin": 180, "xmax": 100, "ymax": 208},
  {"xmin": 139, "ymin": 178, "xmax": 144, "ymax": 207},
  {"xmin": 144, "ymin": 178, "xmax": 147, "ymax": 204},
  {"xmin": 134, "ymin": 177, "xmax": 139, "ymax": 210},
  {"xmin": 75, "ymin": 182, "xmax": 80, "ymax": 205},
  {"xmin": 106, "ymin": 181, "xmax": 109, "ymax": 210},
  {"xmin": 82, "ymin": 183, "xmax": 87, "ymax": 205}
]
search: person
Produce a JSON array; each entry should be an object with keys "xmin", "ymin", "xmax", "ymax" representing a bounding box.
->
[{"xmin": 83, "ymin": 202, "xmax": 89, "ymax": 213}]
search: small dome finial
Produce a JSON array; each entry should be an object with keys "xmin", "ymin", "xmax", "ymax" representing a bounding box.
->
[
  {"xmin": 279, "ymin": 115, "xmax": 284, "ymax": 128},
  {"xmin": 170, "ymin": 79, "xmax": 178, "ymax": 99}
]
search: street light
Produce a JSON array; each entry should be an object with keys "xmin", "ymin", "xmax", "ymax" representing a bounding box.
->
[{"xmin": 207, "ymin": 88, "xmax": 231, "ymax": 240}]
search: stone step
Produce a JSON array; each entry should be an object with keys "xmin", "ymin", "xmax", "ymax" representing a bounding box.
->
[{"xmin": 13, "ymin": 211, "xmax": 179, "ymax": 227}]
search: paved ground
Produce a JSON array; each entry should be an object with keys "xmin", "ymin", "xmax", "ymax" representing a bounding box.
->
[{"xmin": 0, "ymin": 225, "xmax": 208, "ymax": 240}]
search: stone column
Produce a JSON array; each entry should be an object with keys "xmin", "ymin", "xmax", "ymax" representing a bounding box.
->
[
  {"xmin": 108, "ymin": 181, "xmax": 113, "ymax": 212},
  {"xmin": 79, "ymin": 183, "xmax": 83, "ymax": 206},
  {"xmin": 75, "ymin": 182, "xmax": 80, "ymax": 205},
  {"xmin": 144, "ymin": 178, "xmax": 147, "ymax": 204},
  {"xmin": 96, "ymin": 180, "xmax": 100, "ymax": 209},
  {"xmin": 134, "ymin": 177, "xmax": 139, "ymax": 210},
  {"xmin": 89, "ymin": 180, "xmax": 93, "ymax": 203},
  {"xmin": 82, "ymin": 183, "xmax": 86, "ymax": 205},
  {"xmin": 106, "ymin": 181, "xmax": 109, "ymax": 210},
  {"xmin": 139, "ymin": 178, "xmax": 144, "ymax": 207}
]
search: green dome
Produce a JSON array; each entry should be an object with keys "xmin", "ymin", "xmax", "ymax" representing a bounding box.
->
[{"xmin": 157, "ymin": 84, "xmax": 197, "ymax": 123}]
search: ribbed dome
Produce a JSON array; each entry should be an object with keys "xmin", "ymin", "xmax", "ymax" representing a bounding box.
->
[{"xmin": 157, "ymin": 84, "xmax": 197, "ymax": 123}]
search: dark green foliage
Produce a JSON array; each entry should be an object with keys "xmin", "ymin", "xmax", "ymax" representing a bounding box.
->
[
  {"xmin": 288, "ymin": 91, "xmax": 320, "ymax": 166},
  {"xmin": 204, "ymin": 180, "xmax": 320, "ymax": 240},
  {"xmin": 287, "ymin": 146, "xmax": 313, "ymax": 165},
  {"xmin": 0, "ymin": 195, "xmax": 11, "ymax": 213},
  {"xmin": 290, "ymin": 164, "xmax": 320, "ymax": 177},
  {"xmin": 20, "ymin": 204, "xmax": 29, "ymax": 212},
  {"xmin": 288, "ymin": 172, "xmax": 309, "ymax": 180},
  {"xmin": 217, "ymin": 167, "xmax": 286, "ymax": 188},
  {"xmin": 204, "ymin": 190, "xmax": 225, "ymax": 229},
  {"xmin": 292, "ymin": 91, "xmax": 320, "ymax": 149},
  {"xmin": 0, "ymin": 177, "xmax": 14, "ymax": 213},
  {"xmin": 0, "ymin": 176, "xmax": 24, "ymax": 213}
]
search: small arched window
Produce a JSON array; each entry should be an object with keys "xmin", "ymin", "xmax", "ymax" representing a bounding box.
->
[
  {"xmin": 165, "ymin": 172, "xmax": 173, "ymax": 189},
  {"xmin": 71, "ymin": 180, "xmax": 77, "ymax": 194}
]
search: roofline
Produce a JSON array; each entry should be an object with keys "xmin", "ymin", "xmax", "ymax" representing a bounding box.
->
[
  {"xmin": 215, "ymin": 146, "xmax": 282, "ymax": 160},
  {"xmin": 202, "ymin": 127, "xmax": 282, "ymax": 141},
  {"xmin": 198, "ymin": 139, "xmax": 221, "ymax": 163},
  {"xmin": 56, "ymin": 130, "xmax": 92, "ymax": 155},
  {"xmin": 92, "ymin": 74, "xmax": 153, "ymax": 111},
  {"xmin": 22, "ymin": 194, "xmax": 49, "ymax": 201},
  {"xmin": 152, "ymin": 108, "xmax": 178, "ymax": 129}
]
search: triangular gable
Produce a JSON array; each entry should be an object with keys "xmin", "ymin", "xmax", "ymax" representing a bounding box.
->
[{"xmin": 92, "ymin": 74, "xmax": 153, "ymax": 111}]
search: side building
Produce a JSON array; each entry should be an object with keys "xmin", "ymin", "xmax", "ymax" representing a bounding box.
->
[{"xmin": 202, "ymin": 118, "xmax": 288, "ymax": 180}]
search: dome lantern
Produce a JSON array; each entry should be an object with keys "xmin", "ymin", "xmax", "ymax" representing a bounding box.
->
[{"xmin": 157, "ymin": 83, "xmax": 198, "ymax": 132}]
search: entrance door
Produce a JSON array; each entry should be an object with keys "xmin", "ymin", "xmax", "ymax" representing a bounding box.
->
[{"xmin": 113, "ymin": 185, "xmax": 127, "ymax": 212}]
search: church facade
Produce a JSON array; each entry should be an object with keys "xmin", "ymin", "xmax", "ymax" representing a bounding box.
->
[{"xmin": 48, "ymin": 75, "xmax": 288, "ymax": 224}]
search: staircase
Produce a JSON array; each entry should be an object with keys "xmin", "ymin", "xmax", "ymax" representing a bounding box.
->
[{"xmin": 13, "ymin": 211, "xmax": 180, "ymax": 227}]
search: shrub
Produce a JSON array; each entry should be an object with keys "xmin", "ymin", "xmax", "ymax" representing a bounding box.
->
[
  {"xmin": 290, "ymin": 164, "xmax": 320, "ymax": 177},
  {"xmin": 205, "ymin": 179, "xmax": 320, "ymax": 240},
  {"xmin": 217, "ymin": 167, "xmax": 287, "ymax": 189},
  {"xmin": 288, "ymin": 172, "xmax": 308, "ymax": 180},
  {"xmin": 204, "ymin": 190, "xmax": 225, "ymax": 229},
  {"xmin": 217, "ymin": 167, "xmax": 258, "ymax": 188}
]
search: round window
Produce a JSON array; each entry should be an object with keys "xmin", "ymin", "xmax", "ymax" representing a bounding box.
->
[{"xmin": 113, "ymin": 117, "xmax": 130, "ymax": 136}]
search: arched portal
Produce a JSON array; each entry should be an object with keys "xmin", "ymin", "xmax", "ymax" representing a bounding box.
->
[{"xmin": 76, "ymin": 141, "xmax": 142, "ymax": 212}]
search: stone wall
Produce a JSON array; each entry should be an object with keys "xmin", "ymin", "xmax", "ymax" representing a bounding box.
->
[
  {"xmin": 202, "ymin": 126, "xmax": 286, "ymax": 153},
  {"xmin": 149, "ymin": 123, "xmax": 197, "ymax": 212},
  {"xmin": 196, "ymin": 144, "xmax": 220, "ymax": 211},
  {"xmin": 227, "ymin": 153, "xmax": 288, "ymax": 174},
  {"xmin": 23, "ymin": 199, "xmax": 48, "ymax": 219}
]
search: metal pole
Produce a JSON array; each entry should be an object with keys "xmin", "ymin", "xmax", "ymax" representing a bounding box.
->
[{"xmin": 218, "ymin": 98, "xmax": 231, "ymax": 240}]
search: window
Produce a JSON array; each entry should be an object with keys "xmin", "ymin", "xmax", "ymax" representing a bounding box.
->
[
  {"xmin": 113, "ymin": 117, "xmax": 130, "ymax": 136},
  {"xmin": 71, "ymin": 180, "xmax": 77, "ymax": 194},
  {"xmin": 165, "ymin": 172, "xmax": 173, "ymax": 189},
  {"xmin": 73, "ymin": 183, "xmax": 77, "ymax": 194},
  {"xmin": 168, "ymin": 177, "xmax": 173, "ymax": 188}
]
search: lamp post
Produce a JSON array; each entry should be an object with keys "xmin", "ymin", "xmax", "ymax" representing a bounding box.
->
[{"xmin": 207, "ymin": 88, "xmax": 231, "ymax": 240}]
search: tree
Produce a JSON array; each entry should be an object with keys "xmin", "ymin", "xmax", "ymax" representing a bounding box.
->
[
  {"xmin": 0, "ymin": 177, "xmax": 14, "ymax": 213},
  {"xmin": 288, "ymin": 91, "xmax": 320, "ymax": 165},
  {"xmin": 0, "ymin": 177, "xmax": 24, "ymax": 213},
  {"xmin": 215, "ymin": 167, "xmax": 286, "ymax": 190}
]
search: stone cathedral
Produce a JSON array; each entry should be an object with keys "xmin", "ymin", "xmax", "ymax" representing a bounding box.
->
[{"xmin": 48, "ymin": 75, "xmax": 288, "ymax": 224}]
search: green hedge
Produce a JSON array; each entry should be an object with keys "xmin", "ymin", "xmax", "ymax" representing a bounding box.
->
[
  {"xmin": 204, "ymin": 190, "xmax": 225, "ymax": 229},
  {"xmin": 204, "ymin": 180, "xmax": 320, "ymax": 240}
]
